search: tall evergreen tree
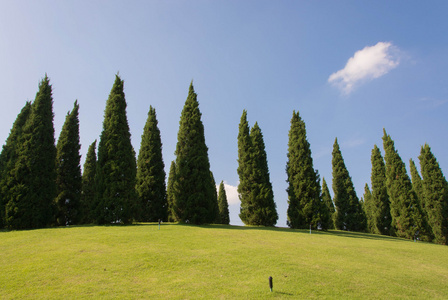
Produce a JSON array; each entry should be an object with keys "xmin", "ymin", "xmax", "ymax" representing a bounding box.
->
[
  {"xmin": 322, "ymin": 177, "xmax": 335, "ymax": 229},
  {"xmin": 166, "ymin": 160, "xmax": 176, "ymax": 222},
  {"xmin": 286, "ymin": 110, "xmax": 322, "ymax": 229},
  {"xmin": 0, "ymin": 101, "xmax": 32, "ymax": 228},
  {"xmin": 362, "ymin": 184, "xmax": 376, "ymax": 233},
  {"xmin": 317, "ymin": 177, "xmax": 332, "ymax": 231},
  {"xmin": 331, "ymin": 138, "xmax": 366, "ymax": 232},
  {"xmin": 382, "ymin": 129, "xmax": 429, "ymax": 240},
  {"xmin": 210, "ymin": 171, "xmax": 220, "ymax": 224},
  {"xmin": 238, "ymin": 112, "xmax": 278, "ymax": 226},
  {"xmin": 172, "ymin": 82, "xmax": 217, "ymax": 224},
  {"xmin": 237, "ymin": 110, "xmax": 252, "ymax": 220},
  {"xmin": 136, "ymin": 106, "xmax": 167, "ymax": 222},
  {"xmin": 419, "ymin": 144, "xmax": 448, "ymax": 245},
  {"xmin": 5, "ymin": 75, "xmax": 57, "ymax": 229},
  {"xmin": 409, "ymin": 158, "xmax": 425, "ymax": 209},
  {"xmin": 217, "ymin": 181, "xmax": 230, "ymax": 225},
  {"xmin": 95, "ymin": 75, "xmax": 137, "ymax": 224},
  {"xmin": 370, "ymin": 145, "xmax": 391, "ymax": 235},
  {"xmin": 55, "ymin": 101, "xmax": 82, "ymax": 226},
  {"xmin": 245, "ymin": 122, "xmax": 278, "ymax": 226},
  {"xmin": 80, "ymin": 140, "xmax": 97, "ymax": 224}
]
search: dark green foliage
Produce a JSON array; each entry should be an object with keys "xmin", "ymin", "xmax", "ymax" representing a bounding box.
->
[
  {"xmin": 55, "ymin": 101, "xmax": 82, "ymax": 226},
  {"xmin": 5, "ymin": 75, "xmax": 57, "ymax": 229},
  {"xmin": 248, "ymin": 122, "xmax": 278, "ymax": 226},
  {"xmin": 370, "ymin": 145, "xmax": 392, "ymax": 235},
  {"xmin": 286, "ymin": 111, "xmax": 323, "ymax": 229},
  {"xmin": 136, "ymin": 106, "xmax": 167, "ymax": 222},
  {"xmin": 362, "ymin": 184, "xmax": 376, "ymax": 233},
  {"xmin": 0, "ymin": 102, "xmax": 32, "ymax": 228},
  {"xmin": 331, "ymin": 138, "xmax": 366, "ymax": 232},
  {"xmin": 382, "ymin": 129, "xmax": 430, "ymax": 240},
  {"xmin": 80, "ymin": 140, "xmax": 97, "ymax": 224},
  {"xmin": 238, "ymin": 115, "xmax": 278, "ymax": 226},
  {"xmin": 217, "ymin": 181, "xmax": 230, "ymax": 225},
  {"xmin": 172, "ymin": 83, "xmax": 218, "ymax": 224},
  {"xmin": 419, "ymin": 144, "xmax": 448, "ymax": 245},
  {"xmin": 317, "ymin": 179, "xmax": 332, "ymax": 231},
  {"xmin": 409, "ymin": 159, "xmax": 425, "ymax": 210},
  {"xmin": 95, "ymin": 75, "xmax": 137, "ymax": 224},
  {"xmin": 210, "ymin": 171, "xmax": 219, "ymax": 224},
  {"xmin": 237, "ymin": 110, "xmax": 252, "ymax": 218},
  {"xmin": 166, "ymin": 161, "xmax": 176, "ymax": 222},
  {"xmin": 321, "ymin": 177, "xmax": 335, "ymax": 229}
]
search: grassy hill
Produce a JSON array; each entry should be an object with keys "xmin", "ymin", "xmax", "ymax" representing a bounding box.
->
[{"xmin": 1, "ymin": 224, "xmax": 447, "ymax": 299}]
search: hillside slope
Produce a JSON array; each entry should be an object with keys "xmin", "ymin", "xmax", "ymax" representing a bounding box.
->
[{"xmin": 1, "ymin": 224, "xmax": 447, "ymax": 299}]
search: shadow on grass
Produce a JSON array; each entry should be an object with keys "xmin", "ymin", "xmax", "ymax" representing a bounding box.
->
[
  {"xmin": 0, "ymin": 222, "xmax": 413, "ymax": 244},
  {"xmin": 173, "ymin": 223, "xmax": 412, "ymax": 243},
  {"xmin": 325, "ymin": 230, "xmax": 410, "ymax": 243}
]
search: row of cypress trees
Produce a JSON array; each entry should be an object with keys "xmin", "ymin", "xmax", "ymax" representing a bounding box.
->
[
  {"xmin": 284, "ymin": 110, "xmax": 448, "ymax": 245},
  {"xmin": 0, "ymin": 75, "xmax": 230, "ymax": 230},
  {"xmin": 1, "ymin": 75, "xmax": 446, "ymax": 245},
  {"xmin": 362, "ymin": 131, "xmax": 448, "ymax": 244}
]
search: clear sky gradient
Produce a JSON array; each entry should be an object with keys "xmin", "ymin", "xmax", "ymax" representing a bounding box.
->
[{"xmin": 1, "ymin": 1, "xmax": 447, "ymax": 226}]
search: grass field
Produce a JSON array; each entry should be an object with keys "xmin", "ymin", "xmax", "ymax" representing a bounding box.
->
[{"xmin": 1, "ymin": 224, "xmax": 448, "ymax": 299}]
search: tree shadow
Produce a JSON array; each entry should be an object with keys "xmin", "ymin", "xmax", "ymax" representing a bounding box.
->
[
  {"xmin": 175, "ymin": 223, "xmax": 415, "ymax": 243},
  {"xmin": 0, "ymin": 223, "xmax": 417, "ymax": 245},
  {"xmin": 325, "ymin": 230, "xmax": 410, "ymax": 243}
]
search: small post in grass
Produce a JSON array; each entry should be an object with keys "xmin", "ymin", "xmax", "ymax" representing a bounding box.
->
[
  {"xmin": 310, "ymin": 223, "xmax": 312, "ymax": 235},
  {"xmin": 158, "ymin": 219, "xmax": 161, "ymax": 230},
  {"xmin": 269, "ymin": 276, "xmax": 273, "ymax": 292}
]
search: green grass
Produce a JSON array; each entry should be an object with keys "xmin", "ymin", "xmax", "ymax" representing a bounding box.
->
[{"xmin": 1, "ymin": 224, "xmax": 448, "ymax": 299}]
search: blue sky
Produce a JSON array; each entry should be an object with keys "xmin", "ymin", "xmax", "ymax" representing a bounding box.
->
[{"xmin": 1, "ymin": 1, "xmax": 447, "ymax": 226}]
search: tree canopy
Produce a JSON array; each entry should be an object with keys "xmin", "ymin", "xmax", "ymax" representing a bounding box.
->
[
  {"xmin": 171, "ymin": 82, "xmax": 218, "ymax": 224},
  {"xmin": 95, "ymin": 75, "xmax": 137, "ymax": 224},
  {"xmin": 55, "ymin": 101, "xmax": 82, "ymax": 226},
  {"xmin": 136, "ymin": 106, "xmax": 167, "ymax": 222}
]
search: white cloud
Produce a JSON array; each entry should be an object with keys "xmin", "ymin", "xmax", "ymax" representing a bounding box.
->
[
  {"xmin": 328, "ymin": 42, "xmax": 399, "ymax": 94},
  {"xmin": 216, "ymin": 182, "xmax": 240, "ymax": 205}
]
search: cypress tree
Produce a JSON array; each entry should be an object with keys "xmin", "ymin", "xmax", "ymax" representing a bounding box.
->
[
  {"xmin": 55, "ymin": 101, "xmax": 82, "ymax": 226},
  {"xmin": 331, "ymin": 138, "xmax": 366, "ymax": 231},
  {"xmin": 172, "ymin": 82, "xmax": 217, "ymax": 224},
  {"xmin": 0, "ymin": 101, "xmax": 32, "ymax": 228},
  {"xmin": 286, "ymin": 110, "xmax": 322, "ymax": 229},
  {"xmin": 5, "ymin": 75, "xmax": 57, "ymax": 229},
  {"xmin": 166, "ymin": 160, "xmax": 176, "ymax": 222},
  {"xmin": 246, "ymin": 122, "xmax": 278, "ymax": 226},
  {"xmin": 136, "ymin": 106, "xmax": 167, "ymax": 222},
  {"xmin": 409, "ymin": 158, "xmax": 425, "ymax": 209},
  {"xmin": 322, "ymin": 177, "xmax": 335, "ymax": 229},
  {"xmin": 80, "ymin": 140, "xmax": 97, "ymax": 224},
  {"xmin": 362, "ymin": 184, "xmax": 376, "ymax": 233},
  {"xmin": 317, "ymin": 176, "xmax": 332, "ymax": 231},
  {"xmin": 370, "ymin": 145, "xmax": 391, "ymax": 235},
  {"xmin": 95, "ymin": 75, "xmax": 137, "ymax": 224},
  {"xmin": 210, "ymin": 171, "xmax": 220, "ymax": 224},
  {"xmin": 409, "ymin": 158, "xmax": 431, "ymax": 240},
  {"xmin": 238, "ymin": 112, "xmax": 278, "ymax": 226},
  {"xmin": 382, "ymin": 129, "xmax": 429, "ymax": 240},
  {"xmin": 237, "ymin": 110, "xmax": 252, "ymax": 222},
  {"xmin": 419, "ymin": 144, "xmax": 448, "ymax": 245},
  {"xmin": 217, "ymin": 181, "xmax": 230, "ymax": 225}
]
